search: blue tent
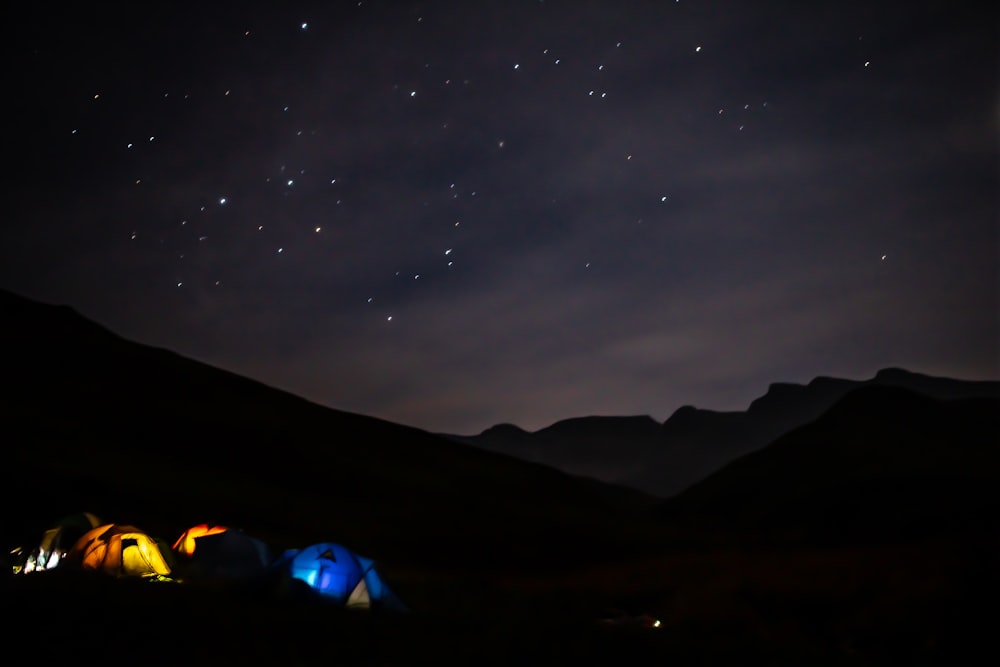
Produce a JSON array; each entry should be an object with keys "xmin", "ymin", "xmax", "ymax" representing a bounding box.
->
[{"xmin": 272, "ymin": 542, "xmax": 407, "ymax": 611}]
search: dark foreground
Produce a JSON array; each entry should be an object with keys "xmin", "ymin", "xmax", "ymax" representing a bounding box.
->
[
  {"xmin": 2, "ymin": 291, "xmax": 996, "ymax": 664},
  {"xmin": 4, "ymin": 538, "xmax": 995, "ymax": 666}
]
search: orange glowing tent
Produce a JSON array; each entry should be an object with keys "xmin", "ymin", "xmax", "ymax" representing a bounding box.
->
[
  {"xmin": 172, "ymin": 523, "xmax": 272, "ymax": 578},
  {"xmin": 65, "ymin": 523, "xmax": 174, "ymax": 578},
  {"xmin": 172, "ymin": 523, "xmax": 229, "ymax": 556}
]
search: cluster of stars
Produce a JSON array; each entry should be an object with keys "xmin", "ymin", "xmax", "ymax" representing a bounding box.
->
[{"xmin": 57, "ymin": 2, "xmax": 864, "ymax": 329}]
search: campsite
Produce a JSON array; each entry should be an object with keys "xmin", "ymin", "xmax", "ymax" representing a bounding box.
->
[{"xmin": 2, "ymin": 288, "xmax": 998, "ymax": 665}]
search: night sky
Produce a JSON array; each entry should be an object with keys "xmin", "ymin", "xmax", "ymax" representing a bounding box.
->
[{"xmin": 3, "ymin": 1, "xmax": 996, "ymax": 435}]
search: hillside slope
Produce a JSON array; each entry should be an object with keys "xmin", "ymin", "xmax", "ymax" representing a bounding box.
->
[
  {"xmin": 0, "ymin": 288, "xmax": 662, "ymax": 592},
  {"xmin": 657, "ymin": 385, "xmax": 1000, "ymax": 546}
]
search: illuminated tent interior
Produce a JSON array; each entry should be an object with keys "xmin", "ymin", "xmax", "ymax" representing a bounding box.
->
[
  {"xmin": 172, "ymin": 523, "xmax": 272, "ymax": 579},
  {"xmin": 65, "ymin": 523, "xmax": 174, "ymax": 578},
  {"xmin": 173, "ymin": 523, "xmax": 229, "ymax": 555},
  {"xmin": 271, "ymin": 542, "xmax": 408, "ymax": 612},
  {"xmin": 11, "ymin": 511, "xmax": 103, "ymax": 574}
]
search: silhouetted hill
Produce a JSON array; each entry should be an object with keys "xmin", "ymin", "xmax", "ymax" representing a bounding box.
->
[
  {"xmin": 443, "ymin": 368, "xmax": 1000, "ymax": 498},
  {"xmin": 467, "ymin": 415, "xmax": 663, "ymax": 485},
  {"xmin": 657, "ymin": 385, "xmax": 1000, "ymax": 546},
  {"xmin": 0, "ymin": 288, "xmax": 661, "ymax": 586}
]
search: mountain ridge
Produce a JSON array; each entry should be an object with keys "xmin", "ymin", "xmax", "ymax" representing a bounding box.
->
[
  {"xmin": 656, "ymin": 384, "xmax": 1000, "ymax": 546},
  {"xmin": 442, "ymin": 367, "xmax": 1000, "ymax": 498},
  {"xmin": 5, "ymin": 286, "xmax": 996, "ymax": 506}
]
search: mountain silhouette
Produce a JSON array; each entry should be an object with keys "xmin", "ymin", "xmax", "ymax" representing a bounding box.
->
[
  {"xmin": 443, "ymin": 368, "xmax": 1000, "ymax": 498},
  {"xmin": 657, "ymin": 384, "xmax": 1000, "ymax": 546}
]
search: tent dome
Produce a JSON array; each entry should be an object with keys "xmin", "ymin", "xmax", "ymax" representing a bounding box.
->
[
  {"xmin": 65, "ymin": 523, "xmax": 174, "ymax": 578},
  {"xmin": 271, "ymin": 542, "xmax": 407, "ymax": 611},
  {"xmin": 12, "ymin": 511, "xmax": 103, "ymax": 574},
  {"xmin": 172, "ymin": 523, "xmax": 272, "ymax": 578}
]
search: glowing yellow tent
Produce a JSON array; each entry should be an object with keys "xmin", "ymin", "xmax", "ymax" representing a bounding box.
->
[{"xmin": 66, "ymin": 523, "xmax": 173, "ymax": 578}]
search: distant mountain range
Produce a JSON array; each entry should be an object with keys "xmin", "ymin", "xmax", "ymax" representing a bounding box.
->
[
  {"xmin": 441, "ymin": 368, "xmax": 1000, "ymax": 498},
  {"xmin": 3, "ymin": 285, "xmax": 998, "ymax": 540}
]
